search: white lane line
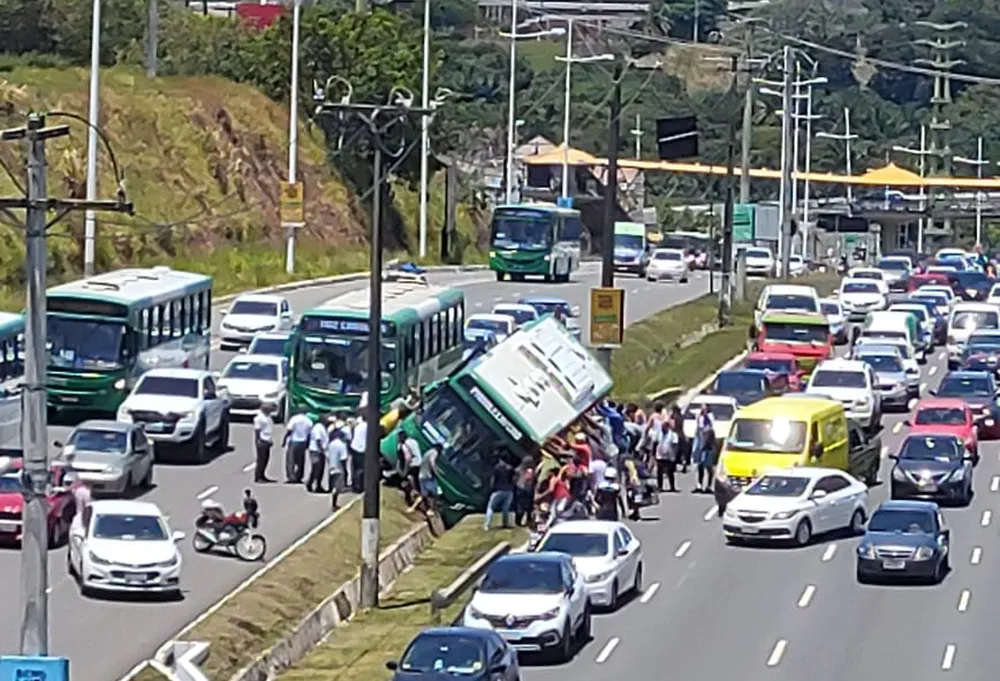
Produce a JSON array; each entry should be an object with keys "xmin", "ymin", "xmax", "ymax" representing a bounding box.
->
[
  {"xmin": 675, "ymin": 540, "xmax": 692, "ymax": 558},
  {"xmin": 474, "ymin": 301, "xmax": 483, "ymax": 308},
  {"xmin": 630, "ymin": 288, "xmax": 640, "ymax": 294},
  {"xmin": 797, "ymin": 585, "xmax": 816, "ymax": 608},
  {"xmin": 880, "ymin": 445, "xmax": 889, "ymax": 458},
  {"xmin": 703, "ymin": 506, "xmax": 718, "ymax": 521},
  {"xmin": 595, "ymin": 637, "xmax": 620, "ymax": 664},
  {"xmin": 958, "ymin": 590, "xmax": 971, "ymax": 613},
  {"xmin": 242, "ymin": 462, "xmax": 256, "ymax": 473},
  {"xmin": 640, "ymin": 582, "xmax": 660, "ymax": 604},
  {"xmin": 821, "ymin": 545, "xmax": 837, "ymax": 562},
  {"xmin": 907, "ymin": 397, "xmax": 918, "ymax": 411},
  {"xmin": 939, "ymin": 351, "xmax": 947, "ymax": 361},
  {"xmin": 929, "ymin": 366, "xmax": 938, "ymax": 376},
  {"xmin": 941, "ymin": 644, "xmax": 956, "ymax": 670},
  {"xmin": 971, "ymin": 547, "xmax": 982, "ymax": 565},
  {"xmin": 196, "ymin": 485, "xmax": 219, "ymax": 500},
  {"xmin": 981, "ymin": 510, "xmax": 992, "ymax": 527},
  {"xmin": 992, "ymin": 476, "xmax": 1000, "ymax": 493},
  {"xmin": 766, "ymin": 640, "xmax": 788, "ymax": 667},
  {"xmin": 892, "ymin": 422, "xmax": 903, "ymax": 434},
  {"xmin": 920, "ymin": 382, "xmax": 928, "ymax": 392}
]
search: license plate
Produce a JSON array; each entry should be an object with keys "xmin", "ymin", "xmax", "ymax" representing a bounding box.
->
[
  {"xmin": 125, "ymin": 574, "xmax": 146, "ymax": 584},
  {"xmin": 147, "ymin": 423, "xmax": 165, "ymax": 432},
  {"xmin": 60, "ymin": 396, "xmax": 78, "ymax": 403},
  {"xmin": 500, "ymin": 631, "xmax": 522, "ymax": 641},
  {"xmin": 741, "ymin": 526, "xmax": 760, "ymax": 534},
  {"xmin": 0, "ymin": 521, "xmax": 18, "ymax": 532},
  {"xmin": 882, "ymin": 560, "xmax": 905, "ymax": 570},
  {"xmin": 919, "ymin": 481, "xmax": 937, "ymax": 491}
]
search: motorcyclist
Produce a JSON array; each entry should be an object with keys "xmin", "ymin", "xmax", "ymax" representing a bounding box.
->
[
  {"xmin": 553, "ymin": 496, "xmax": 589, "ymax": 523},
  {"xmin": 594, "ymin": 467, "xmax": 626, "ymax": 521}
]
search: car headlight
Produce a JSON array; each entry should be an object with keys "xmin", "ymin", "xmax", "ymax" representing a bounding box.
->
[
  {"xmin": 857, "ymin": 544, "xmax": 876, "ymax": 559},
  {"xmin": 113, "ymin": 378, "xmax": 126, "ymax": 391},
  {"xmin": 949, "ymin": 467, "xmax": 966, "ymax": 481},
  {"xmin": 88, "ymin": 551, "xmax": 110, "ymax": 565},
  {"xmin": 543, "ymin": 254, "xmax": 551, "ymax": 262},
  {"xmin": 586, "ymin": 570, "xmax": 615, "ymax": 583},
  {"xmin": 914, "ymin": 546, "xmax": 936, "ymax": 561},
  {"xmin": 153, "ymin": 555, "xmax": 180, "ymax": 568},
  {"xmin": 772, "ymin": 508, "xmax": 803, "ymax": 520},
  {"xmin": 180, "ymin": 411, "xmax": 197, "ymax": 421},
  {"xmin": 892, "ymin": 468, "xmax": 907, "ymax": 480},
  {"xmin": 539, "ymin": 606, "xmax": 561, "ymax": 620},
  {"xmin": 723, "ymin": 507, "xmax": 737, "ymax": 519},
  {"xmin": 262, "ymin": 391, "xmax": 282, "ymax": 400}
]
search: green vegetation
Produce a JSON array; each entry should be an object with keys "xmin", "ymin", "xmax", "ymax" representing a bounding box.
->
[
  {"xmin": 281, "ymin": 517, "xmax": 527, "ymax": 681},
  {"xmin": 131, "ymin": 492, "xmax": 419, "ymax": 681}
]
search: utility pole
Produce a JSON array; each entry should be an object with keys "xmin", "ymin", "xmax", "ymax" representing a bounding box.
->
[
  {"xmin": 313, "ymin": 92, "xmax": 432, "ymax": 609},
  {"xmin": 739, "ymin": 23, "xmax": 756, "ymax": 204},
  {"xmin": 598, "ymin": 62, "xmax": 621, "ymax": 371},
  {"xmin": 418, "ymin": 0, "xmax": 431, "ymax": 258},
  {"xmin": 892, "ymin": 125, "xmax": 929, "ymax": 251},
  {"xmin": 631, "ymin": 114, "xmax": 642, "ymax": 159},
  {"xmin": 284, "ymin": 0, "xmax": 302, "ymax": 275},
  {"xmin": 1, "ymin": 112, "xmax": 133, "ymax": 655},
  {"xmin": 146, "ymin": 0, "xmax": 158, "ymax": 78},
  {"xmin": 84, "ymin": 0, "xmax": 102, "ymax": 277},
  {"xmin": 779, "ymin": 46, "xmax": 794, "ymax": 280},
  {"xmin": 720, "ymin": 55, "xmax": 739, "ymax": 326},
  {"xmin": 953, "ymin": 136, "xmax": 989, "ymax": 246}
]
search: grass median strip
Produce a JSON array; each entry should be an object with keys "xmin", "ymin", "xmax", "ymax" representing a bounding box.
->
[
  {"xmin": 280, "ymin": 517, "xmax": 528, "ymax": 681},
  {"xmin": 132, "ymin": 491, "xmax": 419, "ymax": 681}
]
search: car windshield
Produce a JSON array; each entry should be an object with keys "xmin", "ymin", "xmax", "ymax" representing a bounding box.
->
[
  {"xmin": 879, "ymin": 259, "xmax": 909, "ymax": 271},
  {"xmin": 761, "ymin": 322, "xmax": 828, "ymax": 343},
  {"xmin": 293, "ymin": 335, "xmax": 394, "ymax": 394},
  {"xmin": 810, "ymin": 370, "xmax": 867, "ymax": 389},
  {"xmin": 0, "ymin": 473, "xmax": 20, "ymax": 492},
  {"xmin": 538, "ymin": 532, "xmax": 610, "ymax": 557},
  {"xmin": 938, "ymin": 376, "xmax": 992, "ymax": 397},
  {"xmin": 92, "ymin": 513, "xmax": 168, "ymax": 541},
  {"xmin": 47, "ymin": 315, "xmax": 126, "ymax": 371},
  {"xmin": 714, "ymin": 372, "xmax": 765, "ymax": 393},
  {"xmin": 868, "ymin": 509, "xmax": 935, "ymax": 534},
  {"xmin": 248, "ymin": 336, "xmax": 288, "ymax": 356},
  {"xmin": 745, "ymin": 358, "xmax": 794, "ymax": 374},
  {"xmin": 494, "ymin": 308, "xmax": 536, "ymax": 325},
  {"xmin": 684, "ymin": 403, "xmax": 735, "ymax": 421},
  {"xmin": 521, "ymin": 300, "xmax": 570, "ymax": 317},
  {"xmin": 914, "ymin": 407, "xmax": 967, "ymax": 426},
  {"xmin": 765, "ymin": 295, "xmax": 817, "ymax": 313},
  {"xmin": 820, "ymin": 301, "xmax": 841, "ymax": 315},
  {"xmin": 654, "ymin": 251, "xmax": 682, "ymax": 261},
  {"xmin": 467, "ymin": 318, "xmax": 509, "ymax": 336},
  {"xmin": 965, "ymin": 339, "xmax": 1000, "ymax": 354},
  {"xmin": 399, "ymin": 635, "xmax": 485, "ymax": 676},
  {"xmin": 480, "ymin": 559, "xmax": 564, "ymax": 594},
  {"xmin": 900, "ymin": 436, "xmax": 962, "ymax": 461},
  {"xmin": 843, "ymin": 282, "xmax": 878, "ymax": 294},
  {"xmin": 852, "ymin": 271, "xmax": 882, "ymax": 280},
  {"xmin": 68, "ymin": 429, "xmax": 127, "ymax": 454},
  {"xmin": 860, "ymin": 355, "xmax": 903, "ymax": 373},
  {"xmin": 231, "ymin": 300, "xmax": 278, "ymax": 316},
  {"xmin": 134, "ymin": 376, "xmax": 199, "ymax": 398},
  {"xmin": 223, "ymin": 361, "xmax": 278, "ymax": 381},
  {"xmin": 746, "ymin": 249, "xmax": 771, "ymax": 259},
  {"xmin": 957, "ymin": 272, "xmax": 989, "ymax": 287},
  {"xmin": 727, "ymin": 418, "xmax": 807, "ymax": 454},
  {"xmin": 952, "ymin": 311, "xmax": 999, "ymax": 331},
  {"xmin": 862, "ymin": 330, "xmax": 905, "ymax": 343},
  {"xmin": 745, "ymin": 475, "xmax": 810, "ymax": 497}
]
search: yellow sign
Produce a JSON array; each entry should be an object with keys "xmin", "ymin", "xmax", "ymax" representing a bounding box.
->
[
  {"xmin": 279, "ymin": 181, "xmax": 305, "ymax": 224},
  {"xmin": 589, "ymin": 287, "xmax": 625, "ymax": 348}
]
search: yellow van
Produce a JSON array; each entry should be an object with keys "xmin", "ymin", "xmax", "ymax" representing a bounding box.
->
[{"xmin": 714, "ymin": 396, "xmax": 849, "ymax": 492}]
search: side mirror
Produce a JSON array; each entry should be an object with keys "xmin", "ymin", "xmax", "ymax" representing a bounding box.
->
[
  {"xmin": 571, "ymin": 306, "xmax": 581, "ymax": 318},
  {"xmin": 70, "ymin": 528, "xmax": 84, "ymax": 540},
  {"xmin": 888, "ymin": 454, "xmax": 899, "ymax": 460},
  {"xmin": 748, "ymin": 325, "xmax": 756, "ymax": 341},
  {"xmin": 616, "ymin": 547, "xmax": 628, "ymax": 557},
  {"xmin": 172, "ymin": 530, "xmax": 185, "ymax": 542},
  {"xmin": 928, "ymin": 389, "xmax": 936, "ymax": 396},
  {"xmin": 221, "ymin": 308, "xmax": 230, "ymax": 316},
  {"xmin": 903, "ymin": 420, "xmax": 911, "ymax": 426},
  {"xmin": 53, "ymin": 441, "xmax": 63, "ymax": 448},
  {"xmin": 385, "ymin": 661, "xmax": 399, "ymax": 671},
  {"xmin": 212, "ymin": 371, "xmax": 221, "ymax": 380},
  {"xmin": 810, "ymin": 489, "xmax": 828, "ymax": 501},
  {"xmin": 238, "ymin": 347, "xmax": 248, "ymax": 354}
]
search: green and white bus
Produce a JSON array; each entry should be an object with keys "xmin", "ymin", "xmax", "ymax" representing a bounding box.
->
[
  {"xmin": 288, "ymin": 280, "xmax": 465, "ymax": 416},
  {"xmin": 46, "ymin": 266, "xmax": 213, "ymax": 415},
  {"xmin": 0, "ymin": 312, "xmax": 24, "ymax": 447},
  {"xmin": 488, "ymin": 203, "xmax": 583, "ymax": 282}
]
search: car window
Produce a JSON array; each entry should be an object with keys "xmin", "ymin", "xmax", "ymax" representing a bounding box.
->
[
  {"xmin": 619, "ymin": 526, "xmax": 634, "ymax": 544},
  {"xmin": 823, "ymin": 476, "xmax": 850, "ymax": 493},
  {"xmin": 135, "ymin": 429, "xmax": 149, "ymax": 450},
  {"xmin": 613, "ymin": 531, "xmax": 626, "ymax": 553}
]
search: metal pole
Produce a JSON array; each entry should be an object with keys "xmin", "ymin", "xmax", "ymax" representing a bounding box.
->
[
  {"xmin": 503, "ymin": 0, "xmax": 517, "ymax": 204},
  {"xmin": 84, "ymin": 0, "xmax": 102, "ymax": 278},
  {"xmin": 976, "ymin": 135, "xmax": 983, "ymax": 245},
  {"xmin": 917, "ymin": 124, "xmax": 926, "ymax": 252},
  {"xmin": 790, "ymin": 64, "xmax": 801, "ymax": 230},
  {"xmin": 146, "ymin": 0, "xmax": 158, "ymax": 78},
  {"xmin": 720, "ymin": 56, "xmax": 737, "ymax": 326},
  {"xmin": 844, "ymin": 107, "xmax": 853, "ymax": 206},
  {"xmin": 21, "ymin": 113, "xmax": 50, "ymax": 655},
  {"xmin": 597, "ymin": 63, "xmax": 621, "ymax": 371},
  {"xmin": 360, "ymin": 143, "xmax": 383, "ymax": 609},
  {"xmin": 779, "ymin": 46, "xmax": 794, "ymax": 280},
  {"xmin": 417, "ymin": 0, "xmax": 431, "ymax": 258},
  {"xmin": 693, "ymin": 0, "xmax": 700, "ymax": 42},
  {"xmin": 633, "ymin": 114, "xmax": 641, "ymax": 159},
  {"xmin": 739, "ymin": 24, "xmax": 754, "ymax": 204},
  {"xmin": 560, "ymin": 19, "xmax": 573, "ymax": 199},
  {"xmin": 285, "ymin": 0, "xmax": 301, "ymax": 275},
  {"xmin": 802, "ymin": 84, "xmax": 813, "ymax": 260}
]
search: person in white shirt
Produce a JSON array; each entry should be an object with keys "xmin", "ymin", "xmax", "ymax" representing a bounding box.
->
[
  {"xmin": 283, "ymin": 410, "xmax": 313, "ymax": 484},
  {"xmin": 306, "ymin": 417, "xmax": 330, "ymax": 493},
  {"xmin": 252, "ymin": 403, "xmax": 276, "ymax": 483},
  {"xmin": 326, "ymin": 419, "xmax": 350, "ymax": 510},
  {"xmin": 349, "ymin": 415, "xmax": 367, "ymax": 493}
]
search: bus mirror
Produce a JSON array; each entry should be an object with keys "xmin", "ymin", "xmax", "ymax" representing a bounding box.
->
[{"xmin": 570, "ymin": 306, "xmax": 581, "ymax": 318}]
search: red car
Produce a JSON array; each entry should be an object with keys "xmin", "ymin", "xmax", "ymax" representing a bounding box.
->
[
  {"xmin": 907, "ymin": 272, "xmax": 950, "ymax": 292},
  {"xmin": 905, "ymin": 398, "xmax": 980, "ymax": 463},
  {"xmin": 0, "ymin": 458, "xmax": 76, "ymax": 546},
  {"xmin": 743, "ymin": 352, "xmax": 806, "ymax": 391}
]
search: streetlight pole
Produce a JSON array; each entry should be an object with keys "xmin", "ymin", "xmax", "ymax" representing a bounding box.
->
[
  {"xmin": 284, "ymin": 0, "xmax": 302, "ymax": 275},
  {"xmin": 892, "ymin": 124, "xmax": 930, "ymax": 251},
  {"xmin": 817, "ymin": 107, "xmax": 859, "ymax": 207},
  {"xmin": 418, "ymin": 0, "xmax": 431, "ymax": 258},
  {"xmin": 953, "ymin": 136, "xmax": 988, "ymax": 245},
  {"xmin": 84, "ymin": 0, "xmax": 102, "ymax": 278}
]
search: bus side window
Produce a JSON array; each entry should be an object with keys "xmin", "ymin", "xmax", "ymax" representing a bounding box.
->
[
  {"xmin": 415, "ymin": 323, "xmax": 424, "ymax": 364},
  {"xmin": 446, "ymin": 308, "xmax": 455, "ymax": 349},
  {"xmin": 429, "ymin": 312, "xmax": 439, "ymax": 355},
  {"xmin": 456, "ymin": 302, "xmax": 464, "ymax": 338},
  {"xmin": 193, "ymin": 292, "xmax": 203, "ymax": 333},
  {"xmin": 139, "ymin": 308, "xmax": 150, "ymax": 349},
  {"xmin": 179, "ymin": 296, "xmax": 190, "ymax": 335},
  {"xmin": 0, "ymin": 340, "xmax": 9, "ymax": 381}
]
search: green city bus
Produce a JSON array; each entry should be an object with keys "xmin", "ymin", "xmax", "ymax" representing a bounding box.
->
[
  {"xmin": 0, "ymin": 312, "xmax": 24, "ymax": 446},
  {"xmin": 288, "ymin": 280, "xmax": 465, "ymax": 415},
  {"xmin": 488, "ymin": 203, "xmax": 583, "ymax": 282},
  {"xmin": 45, "ymin": 267, "xmax": 213, "ymax": 416}
]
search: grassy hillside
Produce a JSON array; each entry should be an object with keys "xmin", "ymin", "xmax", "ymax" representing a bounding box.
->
[{"xmin": 0, "ymin": 65, "xmax": 484, "ymax": 305}]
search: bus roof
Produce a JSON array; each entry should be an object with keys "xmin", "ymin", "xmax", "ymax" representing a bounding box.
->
[
  {"xmin": 305, "ymin": 281, "xmax": 463, "ymax": 325},
  {"xmin": 735, "ymin": 395, "xmax": 844, "ymax": 421},
  {"xmin": 47, "ymin": 267, "xmax": 211, "ymax": 309},
  {"xmin": 0, "ymin": 312, "xmax": 23, "ymax": 337},
  {"xmin": 493, "ymin": 203, "xmax": 580, "ymax": 216},
  {"xmin": 760, "ymin": 311, "xmax": 828, "ymax": 325}
]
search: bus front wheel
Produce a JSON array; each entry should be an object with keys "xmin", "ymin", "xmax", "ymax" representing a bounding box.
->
[{"xmin": 495, "ymin": 271, "xmax": 504, "ymax": 282}]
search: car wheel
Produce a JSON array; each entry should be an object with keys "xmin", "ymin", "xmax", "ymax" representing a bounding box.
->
[
  {"xmin": 276, "ymin": 397, "xmax": 287, "ymax": 424},
  {"xmin": 849, "ymin": 508, "xmax": 866, "ymax": 535},
  {"xmin": 855, "ymin": 565, "xmax": 868, "ymax": 584},
  {"xmin": 215, "ymin": 414, "xmax": 230, "ymax": 452},
  {"xmin": 932, "ymin": 558, "xmax": 946, "ymax": 585},
  {"xmin": 609, "ymin": 579, "xmax": 619, "ymax": 610},
  {"xmin": 793, "ymin": 519, "xmax": 812, "ymax": 547},
  {"xmin": 141, "ymin": 464, "xmax": 154, "ymax": 490},
  {"xmin": 191, "ymin": 420, "xmax": 207, "ymax": 463},
  {"xmin": 556, "ymin": 623, "xmax": 573, "ymax": 663},
  {"xmin": 578, "ymin": 604, "xmax": 592, "ymax": 642},
  {"xmin": 633, "ymin": 562, "xmax": 643, "ymax": 594}
]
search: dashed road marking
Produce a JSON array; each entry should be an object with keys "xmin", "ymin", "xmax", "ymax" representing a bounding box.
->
[
  {"xmin": 992, "ymin": 476, "xmax": 999, "ymax": 493},
  {"xmin": 242, "ymin": 462, "xmax": 256, "ymax": 473},
  {"xmin": 941, "ymin": 644, "xmax": 956, "ymax": 670},
  {"xmin": 939, "ymin": 351, "xmax": 947, "ymax": 361},
  {"xmin": 703, "ymin": 506, "xmax": 718, "ymax": 521},
  {"xmin": 474, "ymin": 301, "xmax": 483, "ymax": 308},
  {"xmin": 821, "ymin": 545, "xmax": 837, "ymax": 562},
  {"xmin": 640, "ymin": 582, "xmax": 660, "ymax": 604},
  {"xmin": 196, "ymin": 485, "xmax": 219, "ymax": 500},
  {"xmin": 892, "ymin": 422, "xmax": 904, "ymax": 434},
  {"xmin": 971, "ymin": 547, "xmax": 982, "ymax": 565},
  {"xmin": 929, "ymin": 366, "xmax": 938, "ymax": 376},
  {"xmin": 907, "ymin": 398, "xmax": 918, "ymax": 411},
  {"xmin": 958, "ymin": 590, "xmax": 970, "ymax": 613},
  {"xmin": 982, "ymin": 510, "xmax": 992, "ymax": 527},
  {"xmin": 675, "ymin": 540, "xmax": 692, "ymax": 558},
  {"xmin": 766, "ymin": 640, "xmax": 788, "ymax": 667},
  {"xmin": 595, "ymin": 637, "xmax": 620, "ymax": 664},
  {"xmin": 920, "ymin": 382, "xmax": 928, "ymax": 392},
  {"xmin": 880, "ymin": 445, "xmax": 889, "ymax": 458},
  {"xmin": 797, "ymin": 585, "xmax": 816, "ymax": 608}
]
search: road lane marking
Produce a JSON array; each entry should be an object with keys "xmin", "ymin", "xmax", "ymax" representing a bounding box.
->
[
  {"xmin": 640, "ymin": 582, "xmax": 660, "ymax": 603},
  {"xmin": 797, "ymin": 585, "xmax": 816, "ymax": 608},
  {"xmin": 907, "ymin": 398, "xmax": 918, "ymax": 411},
  {"xmin": 992, "ymin": 476, "xmax": 999, "ymax": 493},
  {"xmin": 929, "ymin": 366, "xmax": 938, "ymax": 376},
  {"xmin": 892, "ymin": 422, "xmax": 903, "ymax": 434},
  {"xmin": 474, "ymin": 301, "xmax": 483, "ymax": 308},
  {"xmin": 971, "ymin": 547, "xmax": 982, "ymax": 565},
  {"xmin": 675, "ymin": 540, "xmax": 692, "ymax": 558},
  {"xmin": 595, "ymin": 637, "xmax": 620, "ymax": 663},
  {"xmin": 242, "ymin": 462, "xmax": 256, "ymax": 473},
  {"xmin": 703, "ymin": 506, "xmax": 718, "ymax": 521},
  {"xmin": 196, "ymin": 485, "xmax": 219, "ymax": 500},
  {"xmin": 958, "ymin": 590, "xmax": 970, "ymax": 613},
  {"xmin": 981, "ymin": 510, "xmax": 992, "ymax": 527},
  {"xmin": 941, "ymin": 644, "xmax": 956, "ymax": 670},
  {"xmin": 766, "ymin": 640, "xmax": 788, "ymax": 667},
  {"xmin": 920, "ymin": 382, "xmax": 927, "ymax": 392},
  {"xmin": 821, "ymin": 545, "xmax": 837, "ymax": 562},
  {"xmin": 880, "ymin": 445, "xmax": 889, "ymax": 458},
  {"xmin": 939, "ymin": 352, "xmax": 947, "ymax": 361}
]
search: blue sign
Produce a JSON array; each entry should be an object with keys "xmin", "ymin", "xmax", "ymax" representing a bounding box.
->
[
  {"xmin": 0, "ymin": 656, "xmax": 69, "ymax": 681},
  {"xmin": 556, "ymin": 196, "xmax": 573, "ymax": 208}
]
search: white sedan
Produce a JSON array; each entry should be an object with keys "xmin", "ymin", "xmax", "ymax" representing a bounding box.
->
[
  {"xmin": 68, "ymin": 499, "xmax": 185, "ymax": 598},
  {"xmin": 216, "ymin": 354, "xmax": 288, "ymax": 421},
  {"xmin": 534, "ymin": 520, "xmax": 643, "ymax": 609},
  {"xmin": 682, "ymin": 395, "xmax": 737, "ymax": 442},
  {"xmin": 647, "ymin": 248, "xmax": 689, "ymax": 283},
  {"xmin": 722, "ymin": 467, "xmax": 868, "ymax": 547}
]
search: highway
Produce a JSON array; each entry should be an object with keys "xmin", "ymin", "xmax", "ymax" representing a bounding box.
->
[
  {"xmin": 0, "ymin": 263, "xmax": 714, "ymax": 681},
  {"xmin": 519, "ymin": 346, "xmax": 994, "ymax": 681}
]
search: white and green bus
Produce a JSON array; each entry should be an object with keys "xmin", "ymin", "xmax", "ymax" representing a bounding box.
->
[
  {"xmin": 288, "ymin": 280, "xmax": 465, "ymax": 416},
  {"xmin": 46, "ymin": 266, "xmax": 213, "ymax": 416},
  {"xmin": 488, "ymin": 203, "xmax": 583, "ymax": 282},
  {"xmin": 0, "ymin": 312, "xmax": 24, "ymax": 447}
]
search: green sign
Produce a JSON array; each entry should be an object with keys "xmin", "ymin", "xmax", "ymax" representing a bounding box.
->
[{"xmin": 733, "ymin": 203, "xmax": 755, "ymax": 242}]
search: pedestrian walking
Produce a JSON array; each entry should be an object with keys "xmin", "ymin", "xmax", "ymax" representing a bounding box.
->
[
  {"xmin": 252, "ymin": 403, "xmax": 276, "ymax": 483},
  {"xmin": 349, "ymin": 412, "xmax": 367, "ymax": 494},
  {"xmin": 283, "ymin": 409, "xmax": 312, "ymax": 484},
  {"xmin": 397, "ymin": 434, "xmax": 423, "ymax": 506},
  {"xmin": 670, "ymin": 404, "xmax": 690, "ymax": 471},
  {"xmin": 514, "ymin": 456, "xmax": 535, "ymax": 526},
  {"xmin": 418, "ymin": 445, "xmax": 440, "ymax": 509},
  {"xmin": 692, "ymin": 403, "xmax": 717, "ymax": 494},
  {"xmin": 306, "ymin": 414, "xmax": 330, "ymax": 493},
  {"xmin": 654, "ymin": 418, "xmax": 679, "ymax": 492},
  {"xmin": 326, "ymin": 419, "xmax": 349, "ymax": 510},
  {"xmin": 484, "ymin": 456, "xmax": 515, "ymax": 530}
]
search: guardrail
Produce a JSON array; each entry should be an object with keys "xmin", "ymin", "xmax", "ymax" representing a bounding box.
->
[{"xmin": 429, "ymin": 540, "xmax": 511, "ymax": 624}]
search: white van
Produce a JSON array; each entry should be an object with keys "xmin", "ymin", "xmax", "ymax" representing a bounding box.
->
[
  {"xmin": 948, "ymin": 302, "xmax": 1000, "ymax": 368},
  {"xmin": 860, "ymin": 311, "xmax": 922, "ymax": 362},
  {"xmin": 754, "ymin": 284, "xmax": 821, "ymax": 328}
]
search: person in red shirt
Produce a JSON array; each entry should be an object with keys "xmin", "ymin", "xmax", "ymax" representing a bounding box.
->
[{"xmin": 569, "ymin": 431, "xmax": 592, "ymax": 470}]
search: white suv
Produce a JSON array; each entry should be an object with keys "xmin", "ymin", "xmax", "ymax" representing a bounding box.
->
[
  {"xmin": 806, "ymin": 359, "xmax": 882, "ymax": 432},
  {"xmin": 117, "ymin": 369, "xmax": 230, "ymax": 463},
  {"xmin": 219, "ymin": 294, "xmax": 294, "ymax": 350}
]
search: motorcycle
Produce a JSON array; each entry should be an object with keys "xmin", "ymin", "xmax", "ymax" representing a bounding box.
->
[{"xmin": 192, "ymin": 493, "xmax": 267, "ymax": 562}]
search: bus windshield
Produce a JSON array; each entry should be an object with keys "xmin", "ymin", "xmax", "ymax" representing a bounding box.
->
[
  {"xmin": 490, "ymin": 211, "xmax": 552, "ymax": 250},
  {"xmin": 294, "ymin": 335, "xmax": 395, "ymax": 394},
  {"xmin": 47, "ymin": 315, "xmax": 125, "ymax": 370},
  {"xmin": 614, "ymin": 234, "xmax": 645, "ymax": 251}
]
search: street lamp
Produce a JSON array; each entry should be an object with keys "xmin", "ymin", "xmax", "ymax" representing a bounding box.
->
[
  {"xmin": 555, "ymin": 25, "xmax": 613, "ymax": 200},
  {"xmin": 892, "ymin": 125, "xmax": 929, "ymax": 251},
  {"xmin": 500, "ymin": 19, "xmax": 565, "ymax": 205},
  {"xmin": 953, "ymin": 136, "xmax": 988, "ymax": 245},
  {"xmin": 84, "ymin": 0, "xmax": 102, "ymax": 278}
]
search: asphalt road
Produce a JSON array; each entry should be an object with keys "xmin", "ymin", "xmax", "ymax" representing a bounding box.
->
[
  {"xmin": 518, "ymin": 344, "xmax": 996, "ymax": 681},
  {"xmin": 0, "ymin": 263, "xmax": 714, "ymax": 681}
]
